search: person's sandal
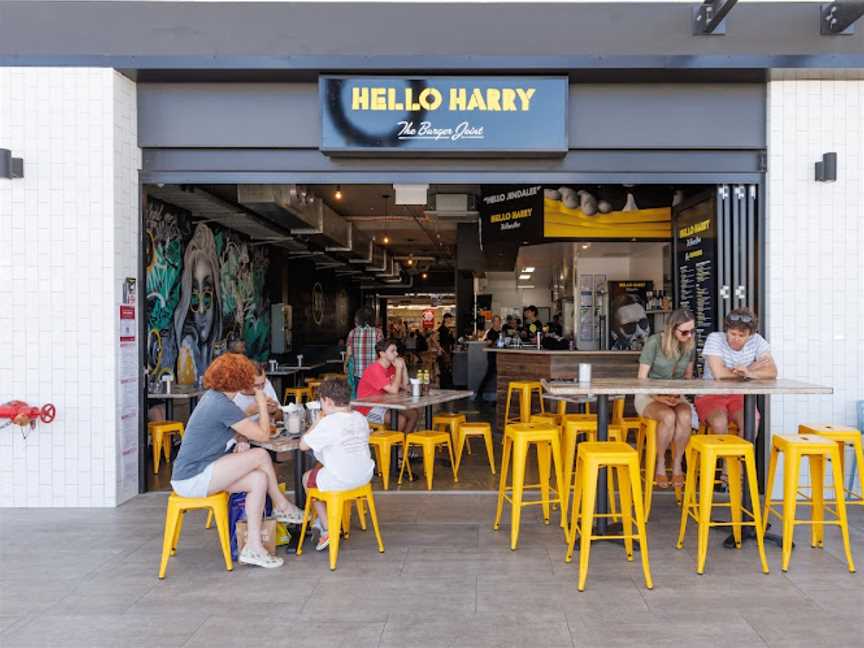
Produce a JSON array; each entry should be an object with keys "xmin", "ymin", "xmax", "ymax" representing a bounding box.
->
[
  {"xmin": 273, "ymin": 507, "xmax": 304, "ymax": 525},
  {"xmin": 654, "ymin": 473, "xmax": 670, "ymax": 489},
  {"xmin": 672, "ymin": 473, "xmax": 685, "ymax": 489},
  {"xmin": 239, "ymin": 547, "xmax": 284, "ymax": 569}
]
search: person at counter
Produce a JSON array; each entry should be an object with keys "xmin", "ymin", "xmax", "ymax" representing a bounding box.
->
[
  {"xmin": 438, "ymin": 313, "xmax": 456, "ymax": 389},
  {"xmin": 521, "ymin": 306, "xmax": 544, "ymax": 341},
  {"xmin": 696, "ymin": 308, "xmax": 777, "ymax": 436},
  {"xmin": 636, "ymin": 309, "xmax": 696, "ymax": 489},
  {"xmin": 475, "ymin": 315, "xmax": 503, "ymax": 402},
  {"xmin": 548, "ymin": 314, "xmax": 564, "ymax": 337},
  {"xmin": 355, "ymin": 339, "xmax": 419, "ymax": 433},
  {"xmin": 503, "ymin": 315, "xmax": 518, "ymax": 339}
]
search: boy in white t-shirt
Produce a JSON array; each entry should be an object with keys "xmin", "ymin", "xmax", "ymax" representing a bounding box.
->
[{"xmin": 299, "ymin": 378, "xmax": 375, "ymax": 551}]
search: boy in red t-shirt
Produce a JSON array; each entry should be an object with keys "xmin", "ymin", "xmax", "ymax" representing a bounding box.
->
[{"xmin": 355, "ymin": 338, "xmax": 419, "ymax": 433}]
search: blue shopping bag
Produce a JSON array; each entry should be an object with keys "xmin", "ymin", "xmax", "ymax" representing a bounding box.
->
[{"xmin": 228, "ymin": 492, "xmax": 274, "ymax": 560}]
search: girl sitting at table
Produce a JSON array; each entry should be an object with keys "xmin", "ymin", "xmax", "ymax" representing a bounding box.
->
[
  {"xmin": 635, "ymin": 308, "xmax": 697, "ymax": 489},
  {"xmin": 171, "ymin": 353, "xmax": 304, "ymax": 569},
  {"xmin": 300, "ymin": 378, "xmax": 375, "ymax": 551}
]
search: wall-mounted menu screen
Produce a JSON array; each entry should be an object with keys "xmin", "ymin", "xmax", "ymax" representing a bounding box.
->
[{"xmin": 675, "ymin": 198, "xmax": 717, "ymax": 373}]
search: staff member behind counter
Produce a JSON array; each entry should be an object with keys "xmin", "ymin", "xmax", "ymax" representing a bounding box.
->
[{"xmin": 519, "ymin": 306, "xmax": 544, "ymax": 340}]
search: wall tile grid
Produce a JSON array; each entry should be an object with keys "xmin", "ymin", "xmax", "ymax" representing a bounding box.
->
[
  {"xmin": 766, "ymin": 71, "xmax": 864, "ymax": 484},
  {"xmin": 0, "ymin": 68, "xmax": 140, "ymax": 507}
]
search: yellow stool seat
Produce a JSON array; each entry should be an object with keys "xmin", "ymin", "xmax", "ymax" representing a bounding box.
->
[
  {"xmin": 561, "ymin": 419, "xmax": 624, "ymax": 517},
  {"xmin": 159, "ymin": 491, "xmax": 232, "ymax": 579},
  {"xmin": 530, "ymin": 413, "xmax": 562, "ymax": 428},
  {"xmin": 504, "ymin": 381, "xmax": 545, "ymax": 424},
  {"xmin": 432, "ymin": 413, "xmax": 467, "ymax": 445},
  {"xmin": 398, "ymin": 430, "xmax": 458, "ymax": 490},
  {"xmin": 494, "ymin": 423, "xmax": 567, "ymax": 550},
  {"xmin": 296, "ymin": 483, "xmax": 384, "ymax": 570},
  {"xmin": 283, "ymin": 387, "xmax": 312, "ymax": 405},
  {"xmin": 565, "ymin": 442, "xmax": 653, "ymax": 591},
  {"xmin": 321, "ymin": 373, "xmax": 346, "ymax": 380},
  {"xmin": 764, "ymin": 434, "xmax": 856, "ymax": 573},
  {"xmin": 676, "ymin": 435, "xmax": 768, "ymax": 575},
  {"xmin": 454, "ymin": 422, "xmax": 496, "ymax": 476},
  {"xmin": 799, "ymin": 424, "xmax": 864, "ymax": 506},
  {"xmin": 148, "ymin": 421, "xmax": 184, "ymax": 474},
  {"xmin": 368, "ymin": 430, "xmax": 409, "ymax": 489}
]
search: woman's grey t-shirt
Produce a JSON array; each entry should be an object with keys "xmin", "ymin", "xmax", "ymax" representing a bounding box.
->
[{"xmin": 172, "ymin": 390, "xmax": 246, "ymax": 481}]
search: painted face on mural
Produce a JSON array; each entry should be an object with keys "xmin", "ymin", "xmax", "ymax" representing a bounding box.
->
[
  {"xmin": 191, "ymin": 258, "xmax": 216, "ymax": 341},
  {"xmin": 612, "ymin": 300, "xmax": 650, "ymax": 349}
]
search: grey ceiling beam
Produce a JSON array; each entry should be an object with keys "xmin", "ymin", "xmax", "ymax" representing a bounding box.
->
[
  {"xmin": 693, "ymin": 0, "xmax": 738, "ymax": 35},
  {"xmin": 821, "ymin": 2, "xmax": 864, "ymax": 34}
]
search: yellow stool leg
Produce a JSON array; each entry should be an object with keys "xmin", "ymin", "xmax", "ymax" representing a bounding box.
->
[
  {"xmin": 510, "ymin": 437, "xmax": 528, "ymax": 550},
  {"xmin": 696, "ymin": 451, "xmax": 716, "ymax": 574},
  {"xmin": 629, "ymin": 459, "xmax": 653, "ymax": 589},
  {"xmin": 727, "ymin": 456, "xmax": 744, "ymax": 548},
  {"xmin": 326, "ymin": 494, "xmax": 343, "ymax": 570},
  {"xmin": 535, "ymin": 387, "xmax": 545, "ymax": 415},
  {"xmin": 743, "ymin": 448, "xmax": 770, "ymax": 574},
  {"xmin": 483, "ymin": 430, "xmax": 496, "ymax": 475},
  {"xmin": 397, "ymin": 440, "xmax": 412, "ymax": 486},
  {"xmin": 578, "ymin": 461, "xmax": 599, "ymax": 591},
  {"xmin": 162, "ymin": 432, "xmax": 172, "ymax": 462},
  {"xmin": 372, "ymin": 444, "xmax": 384, "ymax": 477},
  {"xmin": 158, "ymin": 500, "xmax": 180, "ymax": 579},
  {"xmin": 454, "ymin": 428, "xmax": 466, "ymax": 476},
  {"xmin": 550, "ymin": 435, "xmax": 567, "ymax": 533},
  {"xmin": 494, "ymin": 436, "xmax": 512, "ymax": 530},
  {"xmin": 445, "ymin": 438, "xmax": 458, "ymax": 483},
  {"xmin": 829, "ymin": 446, "xmax": 856, "ymax": 573},
  {"xmin": 519, "ymin": 386, "xmax": 531, "ymax": 423},
  {"xmin": 617, "ymin": 464, "xmax": 634, "ymax": 560},
  {"xmin": 296, "ymin": 493, "xmax": 315, "ymax": 556},
  {"xmin": 422, "ymin": 442, "xmax": 435, "ymax": 490},
  {"xmin": 213, "ymin": 499, "xmax": 233, "ymax": 572},
  {"xmin": 171, "ymin": 510, "xmax": 185, "ymax": 556},
  {"xmin": 851, "ymin": 437, "xmax": 864, "ymax": 501},
  {"xmin": 205, "ymin": 510, "xmax": 214, "ymax": 529},
  {"xmin": 763, "ymin": 445, "xmax": 780, "ymax": 533},
  {"xmin": 342, "ymin": 500, "xmax": 352, "ymax": 539},
  {"xmin": 504, "ymin": 388, "xmax": 514, "ymax": 423},
  {"xmin": 561, "ymin": 430, "xmax": 577, "ymax": 517},
  {"xmin": 379, "ymin": 444, "xmax": 391, "ymax": 490},
  {"xmin": 810, "ymin": 454, "xmax": 825, "ymax": 548},
  {"xmin": 781, "ymin": 451, "xmax": 800, "ymax": 572},
  {"xmin": 607, "ymin": 466, "xmax": 619, "ymax": 524},
  {"xmin": 643, "ymin": 424, "xmax": 657, "ymax": 519},
  {"xmin": 364, "ymin": 494, "xmax": 385, "ymax": 553},
  {"xmin": 676, "ymin": 445, "xmax": 696, "ymax": 549},
  {"xmin": 565, "ymin": 455, "xmax": 584, "ymax": 562},
  {"xmin": 152, "ymin": 431, "xmax": 162, "ymax": 474},
  {"xmin": 537, "ymin": 441, "xmax": 552, "ymax": 524}
]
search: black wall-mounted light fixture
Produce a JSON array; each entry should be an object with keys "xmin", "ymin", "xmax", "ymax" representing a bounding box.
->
[
  {"xmin": 0, "ymin": 148, "xmax": 24, "ymax": 179},
  {"xmin": 815, "ymin": 152, "xmax": 838, "ymax": 182}
]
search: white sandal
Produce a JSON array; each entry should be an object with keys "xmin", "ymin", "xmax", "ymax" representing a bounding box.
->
[
  {"xmin": 272, "ymin": 507, "xmax": 304, "ymax": 525},
  {"xmin": 239, "ymin": 547, "xmax": 284, "ymax": 569}
]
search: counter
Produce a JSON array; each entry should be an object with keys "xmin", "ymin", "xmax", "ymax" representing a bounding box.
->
[{"xmin": 486, "ymin": 349, "xmax": 641, "ymax": 432}]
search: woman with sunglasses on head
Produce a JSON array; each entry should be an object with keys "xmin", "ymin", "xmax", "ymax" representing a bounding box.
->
[
  {"xmin": 635, "ymin": 309, "xmax": 697, "ymax": 489},
  {"xmin": 695, "ymin": 308, "xmax": 777, "ymax": 437}
]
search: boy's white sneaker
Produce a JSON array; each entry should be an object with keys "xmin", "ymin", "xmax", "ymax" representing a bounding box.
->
[{"xmin": 315, "ymin": 532, "xmax": 330, "ymax": 552}]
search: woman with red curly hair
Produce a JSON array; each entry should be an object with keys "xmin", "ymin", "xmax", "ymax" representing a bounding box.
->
[{"xmin": 171, "ymin": 353, "xmax": 303, "ymax": 569}]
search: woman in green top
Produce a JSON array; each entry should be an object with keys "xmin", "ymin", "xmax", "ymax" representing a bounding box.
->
[{"xmin": 635, "ymin": 309, "xmax": 696, "ymax": 489}]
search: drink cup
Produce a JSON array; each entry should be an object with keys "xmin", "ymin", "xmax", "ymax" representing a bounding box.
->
[{"xmin": 578, "ymin": 363, "xmax": 592, "ymax": 384}]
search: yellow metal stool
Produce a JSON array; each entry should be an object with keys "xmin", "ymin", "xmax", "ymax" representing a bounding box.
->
[
  {"xmin": 283, "ymin": 386, "xmax": 312, "ymax": 405},
  {"xmin": 159, "ymin": 491, "xmax": 232, "ymax": 579},
  {"xmin": 454, "ymin": 421, "xmax": 496, "ymax": 476},
  {"xmin": 763, "ymin": 434, "xmax": 856, "ymax": 573},
  {"xmin": 561, "ymin": 418, "xmax": 624, "ymax": 517},
  {"xmin": 305, "ymin": 379, "xmax": 322, "ymax": 398},
  {"xmin": 799, "ymin": 424, "xmax": 864, "ymax": 506},
  {"xmin": 675, "ymin": 435, "xmax": 768, "ymax": 575},
  {"xmin": 494, "ymin": 422, "xmax": 567, "ymax": 550},
  {"xmin": 148, "ymin": 421, "xmax": 184, "ymax": 474},
  {"xmin": 296, "ymin": 483, "xmax": 384, "ymax": 570},
  {"xmin": 504, "ymin": 381, "xmax": 545, "ymax": 424},
  {"xmin": 368, "ymin": 422, "xmax": 389, "ymax": 434},
  {"xmin": 530, "ymin": 413, "xmax": 562, "ymax": 428},
  {"xmin": 565, "ymin": 442, "xmax": 653, "ymax": 591},
  {"xmin": 398, "ymin": 430, "xmax": 458, "ymax": 490},
  {"xmin": 432, "ymin": 413, "xmax": 467, "ymax": 445},
  {"xmin": 368, "ymin": 430, "xmax": 410, "ymax": 489}
]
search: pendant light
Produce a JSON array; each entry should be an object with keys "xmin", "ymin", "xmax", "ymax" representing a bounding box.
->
[{"xmin": 381, "ymin": 193, "xmax": 391, "ymax": 245}]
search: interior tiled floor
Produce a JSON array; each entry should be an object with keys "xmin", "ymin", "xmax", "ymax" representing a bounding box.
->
[{"xmin": 1, "ymin": 490, "xmax": 862, "ymax": 648}]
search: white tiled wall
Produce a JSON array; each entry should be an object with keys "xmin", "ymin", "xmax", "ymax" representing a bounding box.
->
[
  {"xmin": 0, "ymin": 68, "xmax": 140, "ymax": 507},
  {"xmin": 766, "ymin": 70, "xmax": 864, "ymax": 441}
]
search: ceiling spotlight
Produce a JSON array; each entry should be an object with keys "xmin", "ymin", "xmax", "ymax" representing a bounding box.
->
[
  {"xmin": 334, "ymin": 185, "xmax": 343, "ymax": 200},
  {"xmin": 519, "ymin": 274, "xmax": 531, "ymax": 280},
  {"xmin": 421, "ymin": 272, "xmax": 428, "ymax": 280},
  {"xmin": 382, "ymin": 235, "xmax": 390, "ymax": 245},
  {"xmin": 522, "ymin": 267, "xmax": 535, "ymax": 273},
  {"xmin": 407, "ymin": 258, "xmax": 414, "ymax": 266},
  {"xmin": 581, "ymin": 243, "xmax": 590, "ymax": 250}
]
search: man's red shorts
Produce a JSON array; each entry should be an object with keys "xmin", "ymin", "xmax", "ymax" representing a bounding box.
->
[
  {"xmin": 306, "ymin": 465, "xmax": 322, "ymax": 488},
  {"xmin": 694, "ymin": 394, "xmax": 760, "ymax": 426}
]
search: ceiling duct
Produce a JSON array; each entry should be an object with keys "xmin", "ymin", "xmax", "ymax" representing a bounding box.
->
[
  {"xmin": 237, "ymin": 184, "xmax": 351, "ymax": 250},
  {"xmin": 148, "ymin": 185, "xmax": 303, "ymax": 243},
  {"xmin": 366, "ymin": 247, "xmax": 388, "ymax": 273},
  {"xmin": 349, "ymin": 239, "xmax": 375, "ymax": 265},
  {"xmin": 424, "ymin": 193, "xmax": 479, "ymax": 222}
]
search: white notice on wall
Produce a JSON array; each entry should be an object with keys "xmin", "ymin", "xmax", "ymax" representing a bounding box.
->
[{"xmin": 118, "ymin": 303, "xmax": 139, "ymax": 503}]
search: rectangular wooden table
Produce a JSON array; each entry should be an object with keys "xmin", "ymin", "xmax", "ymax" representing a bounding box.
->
[
  {"xmin": 542, "ymin": 378, "xmax": 833, "ymax": 542},
  {"xmin": 351, "ymin": 389, "xmax": 475, "ymax": 480}
]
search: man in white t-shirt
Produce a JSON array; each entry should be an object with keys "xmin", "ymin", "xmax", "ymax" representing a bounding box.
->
[
  {"xmin": 695, "ymin": 309, "xmax": 778, "ymax": 436},
  {"xmin": 300, "ymin": 378, "xmax": 375, "ymax": 551},
  {"xmin": 232, "ymin": 363, "xmax": 282, "ymax": 422}
]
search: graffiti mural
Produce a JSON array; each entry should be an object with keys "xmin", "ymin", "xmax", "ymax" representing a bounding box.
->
[{"xmin": 145, "ymin": 198, "xmax": 271, "ymax": 385}]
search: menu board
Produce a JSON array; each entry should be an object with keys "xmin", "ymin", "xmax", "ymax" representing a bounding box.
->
[
  {"xmin": 479, "ymin": 185, "xmax": 544, "ymax": 246},
  {"xmin": 676, "ymin": 200, "xmax": 717, "ymax": 373}
]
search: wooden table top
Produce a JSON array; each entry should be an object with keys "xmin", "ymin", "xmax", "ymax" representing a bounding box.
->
[
  {"xmin": 147, "ymin": 390, "xmax": 204, "ymax": 400},
  {"xmin": 251, "ymin": 432, "xmax": 302, "ymax": 453},
  {"xmin": 485, "ymin": 349, "xmax": 640, "ymax": 356},
  {"xmin": 282, "ymin": 363, "xmax": 325, "ymax": 371},
  {"xmin": 265, "ymin": 369, "xmax": 299, "ymax": 376},
  {"xmin": 351, "ymin": 389, "xmax": 474, "ymax": 411},
  {"xmin": 542, "ymin": 377, "xmax": 833, "ymax": 396}
]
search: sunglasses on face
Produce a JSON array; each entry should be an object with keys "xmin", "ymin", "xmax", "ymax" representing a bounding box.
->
[
  {"xmin": 727, "ymin": 313, "xmax": 753, "ymax": 324},
  {"xmin": 621, "ymin": 318, "xmax": 649, "ymax": 335},
  {"xmin": 676, "ymin": 328, "xmax": 694, "ymax": 337},
  {"xmin": 190, "ymin": 289, "xmax": 213, "ymax": 313}
]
